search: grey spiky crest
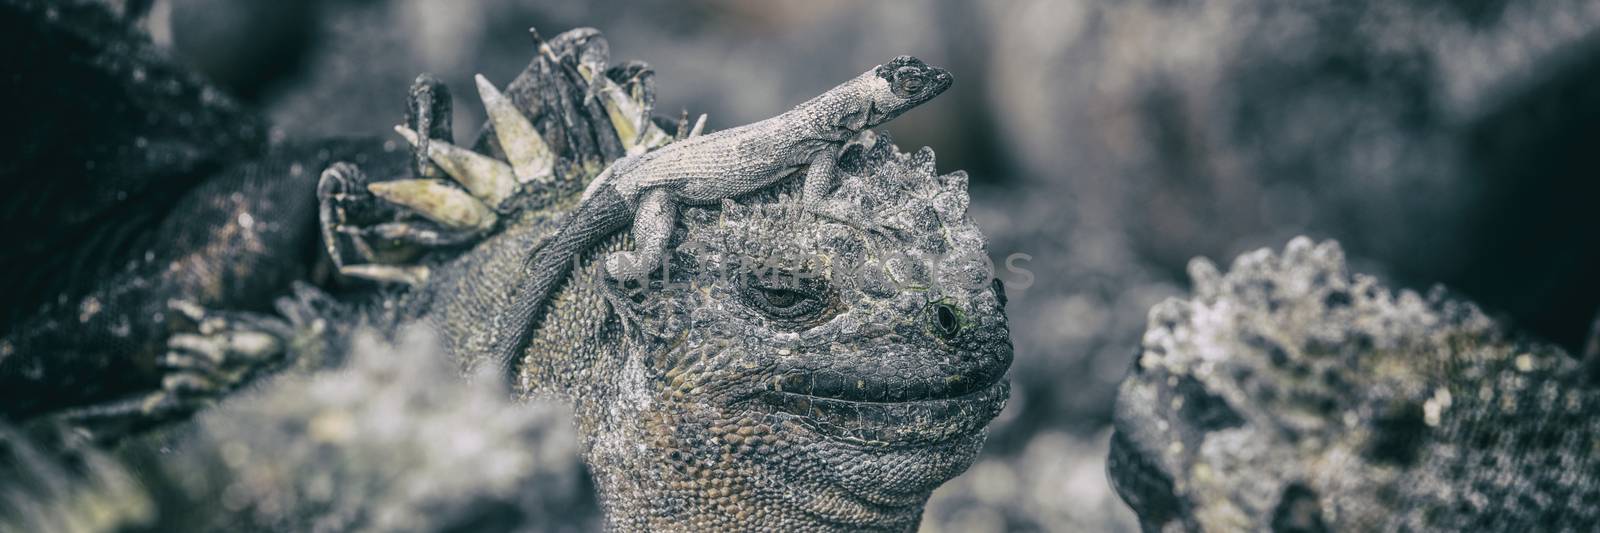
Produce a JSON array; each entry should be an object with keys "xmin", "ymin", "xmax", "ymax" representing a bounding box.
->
[
  {"xmin": 685, "ymin": 133, "xmax": 983, "ymax": 258},
  {"xmin": 826, "ymin": 135, "xmax": 981, "ymax": 254}
]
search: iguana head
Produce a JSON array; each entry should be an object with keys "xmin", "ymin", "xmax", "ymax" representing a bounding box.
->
[{"xmin": 546, "ymin": 137, "xmax": 1010, "ymax": 529}]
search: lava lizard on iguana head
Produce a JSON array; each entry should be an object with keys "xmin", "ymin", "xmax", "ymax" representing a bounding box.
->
[{"xmin": 492, "ymin": 55, "xmax": 952, "ymax": 371}]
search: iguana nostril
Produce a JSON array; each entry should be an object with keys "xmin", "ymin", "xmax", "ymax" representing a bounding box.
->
[{"xmin": 932, "ymin": 303, "xmax": 961, "ymax": 339}]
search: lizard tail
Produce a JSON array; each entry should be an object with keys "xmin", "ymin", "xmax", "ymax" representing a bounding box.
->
[{"xmin": 494, "ymin": 187, "xmax": 632, "ymax": 379}]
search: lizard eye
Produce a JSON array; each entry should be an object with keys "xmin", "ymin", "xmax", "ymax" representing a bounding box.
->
[
  {"xmin": 741, "ymin": 273, "xmax": 831, "ymax": 323},
  {"xmin": 892, "ymin": 67, "xmax": 927, "ymax": 96}
]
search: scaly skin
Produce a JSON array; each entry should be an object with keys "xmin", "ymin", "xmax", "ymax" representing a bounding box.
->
[{"xmin": 0, "ymin": 0, "xmax": 407, "ymax": 429}]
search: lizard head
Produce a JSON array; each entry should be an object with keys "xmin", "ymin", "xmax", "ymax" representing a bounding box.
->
[
  {"xmin": 567, "ymin": 137, "xmax": 1010, "ymax": 529},
  {"xmin": 847, "ymin": 56, "xmax": 952, "ymax": 130}
]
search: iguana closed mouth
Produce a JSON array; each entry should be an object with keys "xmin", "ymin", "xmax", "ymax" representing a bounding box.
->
[
  {"xmin": 766, "ymin": 366, "xmax": 1007, "ymax": 404},
  {"xmin": 758, "ymin": 380, "xmax": 1009, "ymax": 445}
]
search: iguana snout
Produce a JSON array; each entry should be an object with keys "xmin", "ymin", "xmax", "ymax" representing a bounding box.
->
[{"xmin": 754, "ymin": 287, "xmax": 1012, "ymax": 448}]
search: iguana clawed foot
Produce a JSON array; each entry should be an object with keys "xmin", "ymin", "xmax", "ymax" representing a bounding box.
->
[
  {"xmin": 317, "ymin": 74, "xmax": 561, "ymax": 286},
  {"xmin": 318, "ymin": 161, "xmax": 435, "ymax": 285},
  {"xmin": 317, "ymin": 65, "xmax": 686, "ymax": 288},
  {"xmin": 141, "ymin": 284, "xmax": 334, "ymax": 415},
  {"xmin": 148, "ymin": 300, "xmax": 292, "ymax": 407},
  {"xmin": 583, "ymin": 63, "xmax": 677, "ymax": 155}
]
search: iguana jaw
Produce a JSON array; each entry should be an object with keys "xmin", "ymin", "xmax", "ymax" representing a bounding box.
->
[
  {"xmin": 756, "ymin": 378, "xmax": 1009, "ymax": 446},
  {"xmin": 752, "ymin": 348, "xmax": 1010, "ymax": 446},
  {"xmin": 765, "ymin": 347, "xmax": 1008, "ymax": 402}
]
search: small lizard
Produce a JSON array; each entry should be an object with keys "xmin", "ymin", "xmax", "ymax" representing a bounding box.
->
[{"xmin": 494, "ymin": 55, "xmax": 951, "ymax": 370}]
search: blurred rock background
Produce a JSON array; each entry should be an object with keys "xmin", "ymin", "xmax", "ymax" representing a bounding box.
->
[
  {"xmin": 1, "ymin": 326, "xmax": 594, "ymax": 532},
  {"xmin": 104, "ymin": 0, "xmax": 1600, "ymax": 530}
]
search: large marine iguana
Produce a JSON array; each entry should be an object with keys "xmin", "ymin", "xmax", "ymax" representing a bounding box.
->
[
  {"xmin": 323, "ymin": 35, "xmax": 1011, "ymax": 530},
  {"xmin": 0, "ymin": 0, "xmax": 409, "ymax": 425}
]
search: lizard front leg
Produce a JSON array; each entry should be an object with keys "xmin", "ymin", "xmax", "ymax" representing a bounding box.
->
[
  {"xmin": 605, "ymin": 187, "xmax": 677, "ymax": 281},
  {"xmin": 801, "ymin": 145, "xmax": 840, "ymax": 207}
]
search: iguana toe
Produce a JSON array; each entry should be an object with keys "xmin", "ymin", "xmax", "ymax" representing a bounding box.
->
[{"xmin": 148, "ymin": 301, "xmax": 294, "ymax": 410}]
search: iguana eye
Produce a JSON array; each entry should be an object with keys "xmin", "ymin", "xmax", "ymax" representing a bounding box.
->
[
  {"xmin": 757, "ymin": 288, "xmax": 807, "ymax": 310},
  {"xmin": 741, "ymin": 274, "xmax": 831, "ymax": 323}
]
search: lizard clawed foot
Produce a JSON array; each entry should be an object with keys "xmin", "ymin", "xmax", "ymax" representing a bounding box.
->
[
  {"xmin": 599, "ymin": 279, "xmax": 647, "ymax": 336},
  {"xmin": 142, "ymin": 300, "xmax": 296, "ymax": 414}
]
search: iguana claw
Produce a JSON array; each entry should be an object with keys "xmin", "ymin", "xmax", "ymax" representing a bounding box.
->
[
  {"xmin": 49, "ymin": 284, "xmax": 335, "ymax": 441},
  {"xmin": 147, "ymin": 300, "xmax": 294, "ymax": 405}
]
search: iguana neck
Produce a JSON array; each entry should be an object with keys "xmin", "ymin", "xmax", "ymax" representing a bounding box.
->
[
  {"xmin": 506, "ymin": 248, "xmax": 702, "ymax": 531},
  {"xmin": 515, "ymin": 235, "xmax": 627, "ymax": 398}
]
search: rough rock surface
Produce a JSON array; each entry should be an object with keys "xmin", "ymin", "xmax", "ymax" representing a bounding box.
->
[
  {"xmin": 1109, "ymin": 237, "xmax": 1599, "ymax": 531},
  {"xmin": 143, "ymin": 326, "xmax": 590, "ymax": 531}
]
